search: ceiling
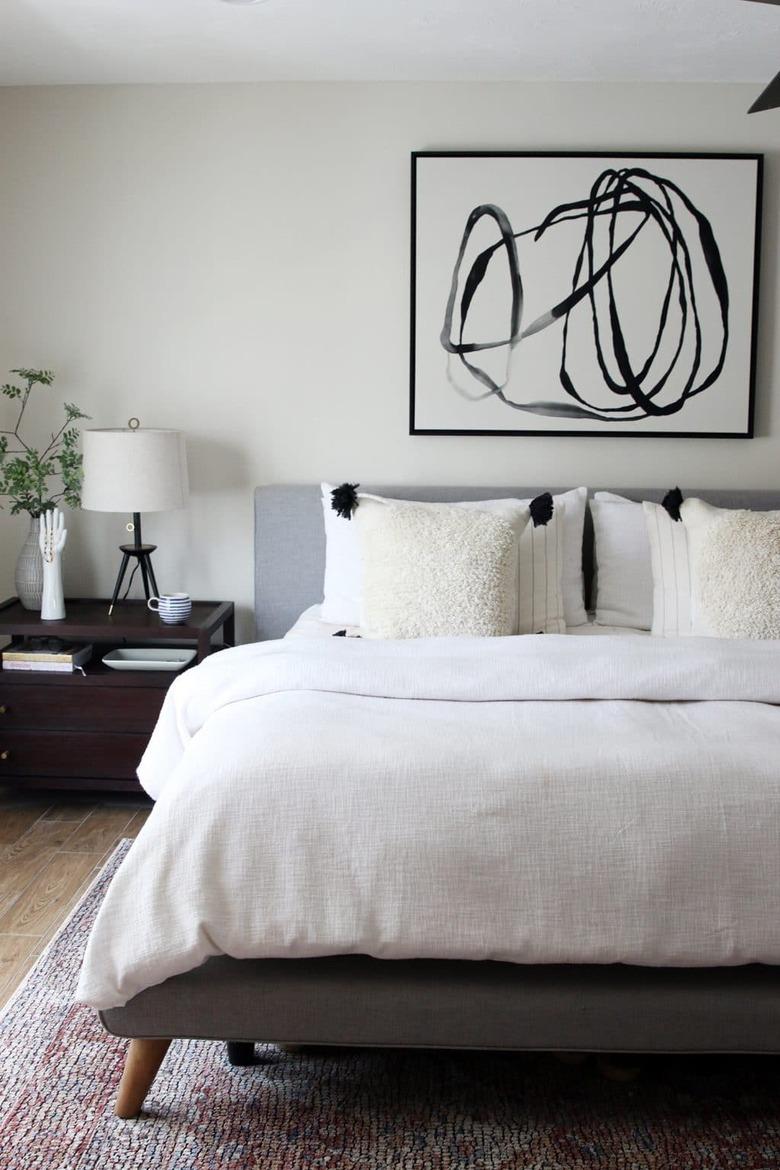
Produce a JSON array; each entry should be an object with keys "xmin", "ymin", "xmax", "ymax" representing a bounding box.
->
[{"xmin": 0, "ymin": 0, "xmax": 777, "ymax": 86}]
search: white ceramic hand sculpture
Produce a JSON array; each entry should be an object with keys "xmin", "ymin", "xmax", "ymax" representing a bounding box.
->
[{"xmin": 39, "ymin": 508, "xmax": 67, "ymax": 621}]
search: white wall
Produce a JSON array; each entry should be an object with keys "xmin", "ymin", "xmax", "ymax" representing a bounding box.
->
[{"xmin": 0, "ymin": 82, "xmax": 777, "ymax": 639}]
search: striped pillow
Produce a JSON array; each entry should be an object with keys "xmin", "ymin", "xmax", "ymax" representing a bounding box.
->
[
  {"xmin": 516, "ymin": 502, "xmax": 566, "ymax": 634},
  {"xmin": 642, "ymin": 500, "xmax": 692, "ymax": 637}
]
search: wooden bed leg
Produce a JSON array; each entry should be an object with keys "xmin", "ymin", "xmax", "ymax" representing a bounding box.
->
[{"xmin": 115, "ymin": 1038, "xmax": 172, "ymax": 1119}]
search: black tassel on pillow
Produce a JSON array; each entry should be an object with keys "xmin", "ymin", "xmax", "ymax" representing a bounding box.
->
[
  {"xmin": 529, "ymin": 492, "xmax": 554, "ymax": 528},
  {"xmin": 661, "ymin": 487, "xmax": 684, "ymax": 522},
  {"xmin": 331, "ymin": 482, "xmax": 360, "ymax": 520}
]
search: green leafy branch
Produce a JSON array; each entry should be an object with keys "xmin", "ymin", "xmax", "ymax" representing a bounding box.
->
[{"xmin": 0, "ymin": 369, "xmax": 90, "ymax": 517}]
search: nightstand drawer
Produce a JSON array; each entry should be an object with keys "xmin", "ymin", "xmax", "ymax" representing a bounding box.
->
[
  {"xmin": 0, "ymin": 730, "xmax": 148, "ymax": 779},
  {"xmin": 0, "ymin": 683, "xmax": 164, "ymax": 733}
]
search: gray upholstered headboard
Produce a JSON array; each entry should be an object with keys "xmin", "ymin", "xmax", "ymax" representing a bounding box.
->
[{"xmin": 254, "ymin": 485, "xmax": 780, "ymax": 640}]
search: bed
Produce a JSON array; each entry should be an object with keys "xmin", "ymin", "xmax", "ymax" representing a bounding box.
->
[{"xmin": 89, "ymin": 484, "xmax": 780, "ymax": 1118}]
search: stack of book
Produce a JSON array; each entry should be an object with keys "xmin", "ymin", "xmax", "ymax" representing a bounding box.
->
[{"xmin": 1, "ymin": 639, "xmax": 93, "ymax": 673}]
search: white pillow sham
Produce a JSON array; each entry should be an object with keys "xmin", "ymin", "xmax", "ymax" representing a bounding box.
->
[
  {"xmin": 591, "ymin": 493, "xmax": 653, "ymax": 630},
  {"xmin": 681, "ymin": 498, "xmax": 780, "ymax": 639},
  {"xmin": 356, "ymin": 497, "xmax": 528, "ymax": 639},
  {"xmin": 320, "ymin": 483, "xmax": 586, "ymax": 631}
]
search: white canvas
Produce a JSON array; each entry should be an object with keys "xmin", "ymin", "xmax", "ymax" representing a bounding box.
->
[{"xmin": 411, "ymin": 153, "xmax": 761, "ymax": 437}]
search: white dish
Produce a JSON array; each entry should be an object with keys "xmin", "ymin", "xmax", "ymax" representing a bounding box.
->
[{"xmin": 102, "ymin": 648, "xmax": 197, "ymax": 672}]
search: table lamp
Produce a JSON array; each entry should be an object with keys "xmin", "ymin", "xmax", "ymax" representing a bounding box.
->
[{"xmin": 81, "ymin": 418, "xmax": 189, "ymax": 615}]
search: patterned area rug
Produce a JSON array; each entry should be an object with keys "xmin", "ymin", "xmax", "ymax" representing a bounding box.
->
[{"xmin": 1, "ymin": 841, "xmax": 780, "ymax": 1169}]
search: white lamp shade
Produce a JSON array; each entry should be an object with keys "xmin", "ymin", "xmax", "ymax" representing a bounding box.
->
[{"xmin": 81, "ymin": 428, "xmax": 189, "ymax": 513}]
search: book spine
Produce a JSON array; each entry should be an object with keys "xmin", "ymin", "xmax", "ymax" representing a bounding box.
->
[
  {"xmin": 2, "ymin": 660, "xmax": 76, "ymax": 673},
  {"xmin": 2, "ymin": 646, "xmax": 92, "ymax": 666},
  {"xmin": 3, "ymin": 654, "xmax": 75, "ymax": 663}
]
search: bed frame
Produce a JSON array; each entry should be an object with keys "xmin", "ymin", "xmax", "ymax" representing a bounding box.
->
[{"xmin": 101, "ymin": 484, "xmax": 780, "ymax": 1118}]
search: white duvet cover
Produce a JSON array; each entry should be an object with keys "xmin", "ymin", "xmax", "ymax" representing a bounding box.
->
[{"xmin": 78, "ymin": 634, "xmax": 780, "ymax": 1010}]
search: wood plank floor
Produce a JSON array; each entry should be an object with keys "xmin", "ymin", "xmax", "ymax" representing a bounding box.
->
[{"xmin": 0, "ymin": 785, "xmax": 151, "ymax": 1008}]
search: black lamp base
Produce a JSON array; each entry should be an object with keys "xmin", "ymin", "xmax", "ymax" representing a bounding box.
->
[{"xmin": 108, "ymin": 512, "xmax": 160, "ymax": 616}]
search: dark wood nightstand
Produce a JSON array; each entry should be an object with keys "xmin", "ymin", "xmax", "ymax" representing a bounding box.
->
[{"xmin": 0, "ymin": 597, "xmax": 234, "ymax": 795}]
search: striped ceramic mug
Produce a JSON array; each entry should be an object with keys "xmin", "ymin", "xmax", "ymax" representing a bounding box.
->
[{"xmin": 147, "ymin": 593, "xmax": 192, "ymax": 625}]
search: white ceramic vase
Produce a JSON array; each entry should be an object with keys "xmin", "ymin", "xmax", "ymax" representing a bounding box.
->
[{"xmin": 15, "ymin": 514, "xmax": 44, "ymax": 611}]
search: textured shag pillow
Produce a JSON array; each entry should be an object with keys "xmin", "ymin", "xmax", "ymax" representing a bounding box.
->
[
  {"xmin": 681, "ymin": 499, "xmax": 780, "ymax": 639},
  {"xmin": 355, "ymin": 498, "xmax": 528, "ymax": 639}
]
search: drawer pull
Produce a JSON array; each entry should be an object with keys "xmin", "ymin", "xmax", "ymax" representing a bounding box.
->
[{"xmin": 0, "ymin": 750, "xmax": 9, "ymax": 761}]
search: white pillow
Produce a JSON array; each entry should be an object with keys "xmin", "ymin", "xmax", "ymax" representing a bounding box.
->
[
  {"xmin": 321, "ymin": 484, "xmax": 586, "ymax": 630},
  {"xmin": 642, "ymin": 499, "xmax": 692, "ymax": 636},
  {"xmin": 681, "ymin": 498, "xmax": 780, "ymax": 638},
  {"xmin": 322, "ymin": 489, "xmax": 535, "ymax": 630},
  {"xmin": 590, "ymin": 493, "xmax": 653, "ymax": 630},
  {"xmin": 355, "ymin": 498, "xmax": 527, "ymax": 639}
]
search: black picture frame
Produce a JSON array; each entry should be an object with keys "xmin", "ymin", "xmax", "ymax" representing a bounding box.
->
[{"xmin": 410, "ymin": 151, "xmax": 763, "ymax": 438}]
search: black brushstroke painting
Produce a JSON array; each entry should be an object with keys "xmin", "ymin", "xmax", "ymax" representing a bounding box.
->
[
  {"xmin": 442, "ymin": 167, "xmax": 728, "ymax": 423},
  {"xmin": 410, "ymin": 152, "xmax": 762, "ymax": 438}
]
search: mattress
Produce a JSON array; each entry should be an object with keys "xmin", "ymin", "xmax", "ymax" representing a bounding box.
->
[{"xmin": 284, "ymin": 604, "xmax": 650, "ymax": 639}]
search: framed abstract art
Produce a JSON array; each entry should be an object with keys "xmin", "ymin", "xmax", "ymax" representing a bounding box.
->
[{"xmin": 410, "ymin": 151, "xmax": 762, "ymax": 438}]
